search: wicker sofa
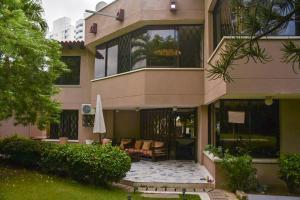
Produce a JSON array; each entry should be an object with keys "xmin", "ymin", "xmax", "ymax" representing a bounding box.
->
[{"xmin": 120, "ymin": 139, "xmax": 168, "ymax": 161}]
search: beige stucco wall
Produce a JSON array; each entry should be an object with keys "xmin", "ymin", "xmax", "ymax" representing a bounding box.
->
[
  {"xmin": 114, "ymin": 110, "xmax": 140, "ymax": 143},
  {"xmin": 280, "ymin": 99, "xmax": 300, "ymax": 153},
  {"xmin": 205, "ymin": 39, "xmax": 300, "ymax": 103},
  {"xmin": 91, "ymin": 69, "xmax": 204, "ymax": 109},
  {"xmin": 85, "ymin": 0, "xmax": 204, "ymax": 48},
  {"xmin": 0, "ymin": 119, "xmax": 46, "ymax": 139}
]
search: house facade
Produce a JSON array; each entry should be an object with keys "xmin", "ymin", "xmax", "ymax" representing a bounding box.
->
[{"xmin": 1, "ymin": 0, "xmax": 300, "ymax": 188}]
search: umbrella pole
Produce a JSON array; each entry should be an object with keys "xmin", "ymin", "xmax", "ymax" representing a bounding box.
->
[{"xmin": 99, "ymin": 133, "xmax": 102, "ymax": 145}]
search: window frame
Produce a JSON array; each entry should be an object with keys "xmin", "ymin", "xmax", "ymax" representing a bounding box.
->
[
  {"xmin": 209, "ymin": 99, "xmax": 280, "ymax": 158},
  {"xmin": 56, "ymin": 56, "xmax": 81, "ymax": 85},
  {"xmin": 94, "ymin": 24, "xmax": 204, "ymax": 79}
]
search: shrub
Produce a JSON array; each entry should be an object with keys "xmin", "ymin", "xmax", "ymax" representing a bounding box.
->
[
  {"xmin": 205, "ymin": 144, "xmax": 225, "ymax": 158},
  {"xmin": 0, "ymin": 135, "xmax": 43, "ymax": 167},
  {"xmin": 221, "ymin": 153, "xmax": 257, "ymax": 192},
  {"xmin": 40, "ymin": 144, "xmax": 131, "ymax": 185},
  {"xmin": 279, "ymin": 154, "xmax": 300, "ymax": 193},
  {"xmin": 0, "ymin": 136, "xmax": 131, "ymax": 185}
]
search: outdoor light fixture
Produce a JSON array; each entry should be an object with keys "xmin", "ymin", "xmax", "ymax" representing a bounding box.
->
[
  {"xmin": 85, "ymin": 9, "xmax": 125, "ymax": 22},
  {"xmin": 135, "ymin": 108, "xmax": 140, "ymax": 112},
  {"xmin": 265, "ymin": 96, "xmax": 273, "ymax": 106},
  {"xmin": 170, "ymin": 0, "xmax": 177, "ymax": 12},
  {"xmin": 90, "ymin": 23, "xmax": 97, "ymax": 34},
  {"xmin": 172, "ymin": 107, "xmax": 178, "ymax": 112}
]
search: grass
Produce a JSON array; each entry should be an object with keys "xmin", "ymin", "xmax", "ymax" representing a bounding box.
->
[{"xmin": 0, "ymin": 162, "xmax": 200, "ymax": 200}]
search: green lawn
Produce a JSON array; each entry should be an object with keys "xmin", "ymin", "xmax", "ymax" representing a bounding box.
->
[{"xmin": 0, "ymin": 162, "xmax": 200, "ymax": 200}]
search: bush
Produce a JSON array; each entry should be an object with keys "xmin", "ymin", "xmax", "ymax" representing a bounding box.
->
[
  {"xmin": 221, "ymin": 153, "xmax": 257, "ymax": 192},
  {"xmin": 0, "ymin": 135, "xmax": 43, "ymax": 167},
  {"xmin": 0, "ymin": 136, "xmax": 131, "ymax": 185},
  {"xmin": 279, "ymin": 154, "xmax": 300, "ymax": 193},
  {"xmin": 40, "ymin": 143, "xmax": 131, "ymax": 185},
  {"xmin": 205, "ymin": 145, "xmax": 225, "ymax": 158}
]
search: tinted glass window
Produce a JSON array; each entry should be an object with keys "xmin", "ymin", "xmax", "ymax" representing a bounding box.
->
[
  {"xmin": 94, "ymin": 25, "xmax": 203, "ymax": 78},
  {"xmin": 147, "ymin": 29, "xmax": 179, "ymax": 67},
  {"xmin": 95, "ymin": 45, "xmax": 106, "ymax": 79},
  {"xmin": 131, "ymin": 29, "xmax": 148, "ymax": 69},
  {"xmin": 56, "ymin": 56, "xmax": 80, "ymax": 85},
  {"xmin": 107, "ymin": 43, "xmax": 118, "ymax": 76},
  {"xmin": 210, "ymin": 100, "xmax": 280, "ymax": 158},
  {"xmin": 178, "ymin": 26, "xmax": 203, "ymax": 67},
  {"xmin": 213, "ymin": 0, "xmax": 300, "ymax": 48}
]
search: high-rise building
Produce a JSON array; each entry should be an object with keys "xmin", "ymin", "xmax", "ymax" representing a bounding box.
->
[
  {"xmin": 49, "ymin": 17, "xmax": 76, "ymax": 41},
  {"xmin": 75, "ymin": 19, "xmax": 85, "ymax": 41}
]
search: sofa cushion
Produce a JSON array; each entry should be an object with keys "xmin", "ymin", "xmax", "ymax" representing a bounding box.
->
[
  {"xmin": 135, "ymin": 140, "xmax": 143, "ymax": 150},
  {"xmin": 153, "ymin": 141, "xmax": 164, "ymax": 148},
  {"xmin": 120, "ymin": 139, "xmax": 131, "ymax": 150},
  {"xmin": 142, "ymin": 140, "xmax": 152, "ymax": 150}
]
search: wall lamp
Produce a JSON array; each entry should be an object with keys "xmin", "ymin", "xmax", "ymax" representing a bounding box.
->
[
  {"xmin": 85, "ymin": 9, "xmax": 125, "ymax": 22},
  {"xmin": 170, "ymin": 0, "xmax": 177, "ymax": 12},
  {"xmin": 265, "ymin": 96, "xmax": 273, "ymax": 106}
]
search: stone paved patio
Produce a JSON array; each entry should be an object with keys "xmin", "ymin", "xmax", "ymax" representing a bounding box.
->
[{"xmin": 123, "ymin": 160, "xmax": 213, "ymax": 184}]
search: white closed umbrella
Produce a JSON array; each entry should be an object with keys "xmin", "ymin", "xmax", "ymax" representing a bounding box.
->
[{"xmin": 93, "ymin": 94, "xmax": 106, "ymax": 143}]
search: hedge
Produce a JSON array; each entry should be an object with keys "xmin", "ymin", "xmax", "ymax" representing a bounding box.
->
[
  {"xmin": 0, "ymin": 136, "xmax": 131, "ymax": 185},
  {"xmin": 279, "ymin": 154, "xmax": 300, "ymax": 193}
]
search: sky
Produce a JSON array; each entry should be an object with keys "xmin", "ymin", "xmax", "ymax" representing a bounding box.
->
[{"xmin": 42, "ymin": 0, "xmax": 114, "ymax": 31}]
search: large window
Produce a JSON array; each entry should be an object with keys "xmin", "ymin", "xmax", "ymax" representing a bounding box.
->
[
  {"xmin": 209, "ymin": 100, "xmax": 280, "ymax": 158},
  {"xmin": 213, "ymin": 0, "xmax": 300, "ymax": 48},
  {"xmin": 56, "ymin": 56, "xmax": 80, "ymax": 85},
  {"xmin": 94, "ymin": 25, "xmax": 203, "ymax": 79},
  {"xmin": 50, "ymin": 110, "xmax": 78, "ymax": 140}
]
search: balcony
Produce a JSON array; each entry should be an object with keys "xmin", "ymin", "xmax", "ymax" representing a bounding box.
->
[
  {"xmin": 205, "ymin": 37, "xmax": 300, "ymax": 104},
  {"xmin": 91, "ymin": 68, "xmax": 204, "ymax": 109}
]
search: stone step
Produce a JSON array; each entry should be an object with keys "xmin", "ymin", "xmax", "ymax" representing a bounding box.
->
[{"xmin": 120, "ymin": 180, "xmax": 214, "ymax": 190}]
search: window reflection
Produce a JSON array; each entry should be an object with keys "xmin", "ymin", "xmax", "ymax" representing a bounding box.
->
[
  {"xmin": 131, "ymin": 29, "xmax": 179, "ymax": 68},
  {"xmin": 94, "ymin": 25, "xmax": 203, "ymax": 78},
  {"xmin": 213, "ymin": 0, "xmax": 300, "ymax": 48},
  {"xmin": 94, "ymin": 46, "xmax": 106, "ymax": 79},
  {"xmin": 210, "ymin": 100, "xmax": 280, "ymax": 158},
  {"xmin": 107, "ymin": 44, "xmax": 118, "ymax": 76},
  {"xmin": 174, "ymin": 108, "xmax": 196, "ymax": 139}
]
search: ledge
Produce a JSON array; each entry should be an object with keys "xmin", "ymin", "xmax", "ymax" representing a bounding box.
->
[
  {"xmin": 42, "ymin": 139, "xmax": 79, "ymax": 143},
  {"xmin": 91, "ymin": 67, "xmax": 204, "ymax": 82},
  {"xmin": 203, "ymin": 151, "xmax": 279, "ymax": 164}
]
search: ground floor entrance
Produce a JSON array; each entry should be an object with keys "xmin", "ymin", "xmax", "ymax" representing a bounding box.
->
[{"xmin": 140, "ymin": 108, "xmax": 197, "ymax": 161}]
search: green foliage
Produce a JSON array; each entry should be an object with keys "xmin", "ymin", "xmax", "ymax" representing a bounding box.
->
[
  {"xmin": 0, "ymin": 136, "xmax": 131, "ymax": 185},
  {"xmin": 208, "ymin": 0, "xmax": 300, "ymax": 81},
  {"xmin": 205, "ymin": 144, "xmax": 225, "ymax": 158},
  {"xmin": 221, "ymin": 153, "xmax": 257, "ymax": 192},
  {"xmin": 279, "ymin": 154, "xmax": 300, "ymax": 193},
  {"xmin": 0, "ymin": 0, "xmax": 67, "ymax": 129},
  {"xmin": 0, "ymin": 135, "xmax": 43, "ymax": 167}
]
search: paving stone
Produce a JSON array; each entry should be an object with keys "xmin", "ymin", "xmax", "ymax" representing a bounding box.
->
[{"xmin": 123, "ymin": 160, "xmax": 213, "ymax": 184}]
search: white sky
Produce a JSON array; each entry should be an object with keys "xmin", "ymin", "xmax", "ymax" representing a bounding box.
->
[{"xmin": 42, "ymin": 0, "xmax": 114, "ymax": 31}]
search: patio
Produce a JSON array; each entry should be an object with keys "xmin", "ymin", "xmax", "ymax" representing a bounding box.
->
[{"xmin": 122, "ymin": 160, "xmax": 214, "ymax": 191}]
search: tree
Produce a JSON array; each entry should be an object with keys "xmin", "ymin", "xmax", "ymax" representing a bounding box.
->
[
  {"xmin": 0, "ymin": 0, "xmax": 67, "ymax": 129},
  {"xmin": 208, "ymin": 0, "xmax": 300, "ymax": 82}
]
